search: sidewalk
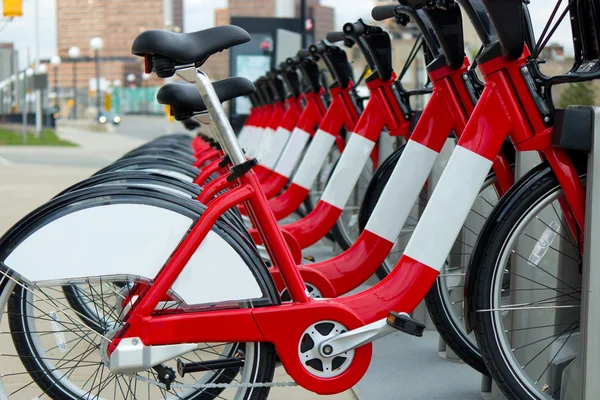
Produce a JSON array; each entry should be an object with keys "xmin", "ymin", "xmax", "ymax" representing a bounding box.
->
[
  {"xmin": 57, "ymin": 124, "xmax": 147, "ymax": 158},
  {"xmin": 0, "ymin": 163, "xmax": 97, "ymax": 232},
  {"xmin": 0, "ymin": 125, "xmax": 147, "ymax": 168}
]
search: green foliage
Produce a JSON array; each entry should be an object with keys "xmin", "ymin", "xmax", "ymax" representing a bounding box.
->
[
  {"xmin": 0, "ymin": 129, "xmax": 77, "ymax": 146},
  {"xmin": 557, "ymin": 81, "xmax": 597, "ymax": 109}
]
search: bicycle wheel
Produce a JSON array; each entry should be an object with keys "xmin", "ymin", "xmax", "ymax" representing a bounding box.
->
[
  {"xmin": 4, "ymin": 279, "xmax": 275, "ymax": 399},
  {"xmin": 358, "ymin": 142, "xmax": 502, "ymax": 375},
  {"xmin": 471, "ymin": 165, "xmax": 584, "ymax": 399},
  {"xmin": 0, "ymin": 189, "xmax": 277, "ymax": 399}
]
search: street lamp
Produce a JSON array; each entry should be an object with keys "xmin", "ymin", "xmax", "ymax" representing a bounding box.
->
[
  {"xmin": 68, "ymin": 46, "xmax": 80, "ymax": 119},
  {"xmin": 90, "ymin": 37, "xmax": 104, "ymax": 117},
  {"xmin": 50, "ymin": 55, "xmax": 61, "ymax": 109}
]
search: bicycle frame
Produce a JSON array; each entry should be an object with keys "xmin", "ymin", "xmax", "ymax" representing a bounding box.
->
[
  {"xmin": 269, "ymin": 58, "xmax": 488, "ymax": 296},
  {"xmin": 248, "ymin": 73, "xmax": 409, "ymax": 249},
  {"xmin": 255, "ymin": 95, "xmax": 304, "ymax": 197},
  {"xmin": 238, "ymin": 86, "xmax": 346, "ymax": 218}
]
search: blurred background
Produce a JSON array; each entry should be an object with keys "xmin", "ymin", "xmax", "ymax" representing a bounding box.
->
[{"xmin": 0, "ymin": 0, "xmax": 587, "ymax": 134}]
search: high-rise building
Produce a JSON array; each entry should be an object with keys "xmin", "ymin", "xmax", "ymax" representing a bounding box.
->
[
  {"xmin": 53, "ymin": 0, "xmax": 183, "ymax": 91},
  {"xmin": 203, "ymin": 0, "xmax": 334, "ymax": 81},
  {"xmin": 0, "ymin": 43, "xmax": 15, "ymax": 82}
]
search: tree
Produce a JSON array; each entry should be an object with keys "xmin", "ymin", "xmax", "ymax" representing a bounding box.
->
[{"xmin": 557, "ymin": 81, "xmax": 597, "ymax": 109}]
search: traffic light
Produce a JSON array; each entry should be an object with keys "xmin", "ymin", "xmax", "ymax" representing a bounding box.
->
[{"xmin": 3, "ymin": 0, "xmax": 22, "ymax": 17}]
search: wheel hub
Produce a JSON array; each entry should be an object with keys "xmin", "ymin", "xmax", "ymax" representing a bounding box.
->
[{"xmin": 298, "ymin": 320, "xmax": 354, "ymax": 378}]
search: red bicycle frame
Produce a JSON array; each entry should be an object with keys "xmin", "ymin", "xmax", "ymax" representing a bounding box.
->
[
  {"xmin": 266, "ymin": 84, "xmax": 359, "ymax": 220},
  {"xmin": 249, "ymin": 74, "xmax": 409, "ymax": 249},
  {"xmin": 238, "ymin": 88, "xmax": 333, "ymax": 216}
]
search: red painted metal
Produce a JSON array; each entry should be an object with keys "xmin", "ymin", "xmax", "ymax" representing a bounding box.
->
[
  {"xmin": 268, "ymin": 183, "xmax": 311, "ymax": 220},
  {"xmin": 264, "ymin": 78, "xmax": 410, "ymax": 248},
  {"xmin": 196, "ymin": 175, "xmax": 231, "ymax": 204},
  {"xmin": 193, "ymin": 160, "xmax": 221, "ymax": 186},
  {"xmin": 193, "ymin": 148, "xmax": 220, "ymax": 168}
]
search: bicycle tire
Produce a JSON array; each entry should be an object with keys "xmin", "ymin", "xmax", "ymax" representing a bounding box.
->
[{"xmin": 470, "ymin": 162, "xmax": 585, "ymax": 400}]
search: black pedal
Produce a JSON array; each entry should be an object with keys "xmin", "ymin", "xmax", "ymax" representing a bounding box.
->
[{"xmin": 386, "ymin": 311, "xmax": 425, "ymax": 337}]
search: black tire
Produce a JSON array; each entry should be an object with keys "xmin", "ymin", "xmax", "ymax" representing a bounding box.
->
[{"xmin": 470, "ymin": 163, "xmax": 585, "ymax": 399}]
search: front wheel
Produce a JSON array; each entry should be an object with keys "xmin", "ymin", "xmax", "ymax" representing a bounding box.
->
[{"xmin": 471, "ymin": 166, "xmax": 584, "ymax": 399}]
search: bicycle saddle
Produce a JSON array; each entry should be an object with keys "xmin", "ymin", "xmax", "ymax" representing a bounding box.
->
[
  {"xmin": 132, "ymin": 25, "xmax": 251, "ymax": 76},
  {"xmin": 157, "ymin": 77, "xmax": 255, "ymax": 118}
]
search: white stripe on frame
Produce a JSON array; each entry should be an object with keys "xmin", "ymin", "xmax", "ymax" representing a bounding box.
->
[
  {"xmin": 274, "ymin": 127, "xmax": 312, "ymax": 178},
  {"xmin": 319, "ymin": 133, "xmax": 375, "ymax": 209},
  {"xmin": 403, "ymin": 146, "xmax": 493, "ymax": 271},
  {"xmin": 289, "ymin": 129, "xmax": 336, "ymax": 187},
  {"xmin": 365, "ymin": 140, "xmax": 439, "ymax": 242},
  {"xmin": 260, "ymin": 127, "xmax": 291, "ymax": 169}
]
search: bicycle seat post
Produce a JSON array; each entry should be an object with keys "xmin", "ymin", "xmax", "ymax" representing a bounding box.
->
[{"xmin": 177, "ymin": 67, "xmax": 246, "ymax": 166}]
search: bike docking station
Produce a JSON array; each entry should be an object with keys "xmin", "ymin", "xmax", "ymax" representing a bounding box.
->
[{"xmin": 478, "ymin": 106, "xmax": 600, "ymax": 400}]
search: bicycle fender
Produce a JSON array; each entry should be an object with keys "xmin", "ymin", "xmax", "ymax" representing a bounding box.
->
[{"xmin": 0, "ymin": 187, "xmax": 278, "ymax": 308}]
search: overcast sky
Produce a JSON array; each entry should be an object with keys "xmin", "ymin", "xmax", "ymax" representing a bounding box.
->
[{"xmin": 0, "ymin": 0, "xmax": 573, "ymax": 67}]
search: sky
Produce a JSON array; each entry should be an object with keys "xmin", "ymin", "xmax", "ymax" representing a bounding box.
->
[{"xmin": 0, "ymin": 0, "xmax": 574, "ymax": 68}]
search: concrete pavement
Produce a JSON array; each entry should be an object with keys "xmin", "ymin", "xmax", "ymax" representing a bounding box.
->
[{"xmin": 0, "ymin": 123, "xmax": 148, "ymax": 168}]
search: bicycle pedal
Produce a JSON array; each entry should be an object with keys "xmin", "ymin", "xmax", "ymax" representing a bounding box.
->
[{"xmin": 386, "ymin": 312, "xmax": 425, "ymax": 337}]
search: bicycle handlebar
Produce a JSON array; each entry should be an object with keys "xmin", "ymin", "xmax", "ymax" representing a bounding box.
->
[
  {"xmin": 371, "ymin": 5, "xmax": 397, "ymax": 21},
  {"xmin": 309, "ymin": 42, "xmax": 327, "ymax": 55},
  {"xmin": 343, "ymin": 21, "xmax": 365, "ymax": 37},
  {"xmin": 286, "ymin": 56, "xmax": 300, "ymax": 66},
  {"xmin": 326, "ymin": 31, "xmax": 345, "ymax": 43},
  {"xmin": 297, "ymin": 48, "xmax": 312, "ymax": 59},
  {"xmin": 398, "ymin": 0, "xmax": 429, "ymax": 9}
]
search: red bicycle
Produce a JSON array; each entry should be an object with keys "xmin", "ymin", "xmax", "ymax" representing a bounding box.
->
[{"xmin": 0, "ymin": 1, "xmax": 591, "ymax": 399}]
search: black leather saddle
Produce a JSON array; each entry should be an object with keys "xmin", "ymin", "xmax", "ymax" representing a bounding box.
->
[
  {"xmin": 157, "ymin": 77, "xmax": 255, "ymax": 120},
  {"xmin": 132, "ymin": 25, "xmax": 251, "ymax": 77}
]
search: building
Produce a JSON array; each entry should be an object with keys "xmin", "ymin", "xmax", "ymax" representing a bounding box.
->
[
  {"xmin": 0, "ymin": 43, "xmax": 16, "ymax": 115},
  {"xmin": 0, "ymin": 43, "xmax": 15, "ymax": 82},
  {"xmin": 52, "ymin": 0, "xmax": 183, "ymax": 100},
  {"xmin": 203, "ymin": 0, "xmax": 334, "ymax": 81}
]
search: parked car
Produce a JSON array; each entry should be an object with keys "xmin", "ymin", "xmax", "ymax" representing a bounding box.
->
[{"xmin": 98, "ymin": 112, "xmax": 121, "ymax": 125}]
